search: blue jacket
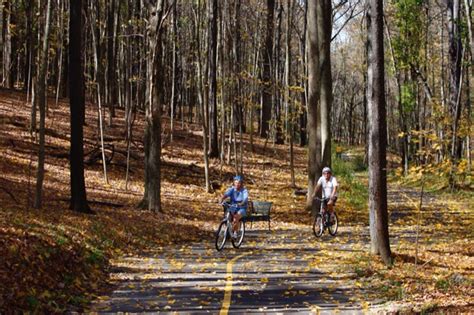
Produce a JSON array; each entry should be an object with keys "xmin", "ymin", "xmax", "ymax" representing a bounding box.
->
[{"xmin": 224, "ymin": 187, "xmax": 248, "ymax": 210}]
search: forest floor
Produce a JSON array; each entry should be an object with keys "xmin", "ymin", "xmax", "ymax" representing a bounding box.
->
[{"xmin": 0, "ymin": 88, "xmax": 473, "ymax": 313}]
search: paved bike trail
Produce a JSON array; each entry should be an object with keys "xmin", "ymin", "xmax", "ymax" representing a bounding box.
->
[{"xmin": 89, "ymin": 226, "xmax": 387, "ymax": 314}]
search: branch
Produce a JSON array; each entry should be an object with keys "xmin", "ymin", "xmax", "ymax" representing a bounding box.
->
[
  {"xmin": 331, "ymin": 9, "xmax": 364, "ymax": 42},
  {"xmin": 1, "ymin": 187, "xmax": 18, "ymax": 203},
  {"xmin": 158, "ymin": 0, "xmax": 176, "ymax": 32},
  {"xmin": 410, "ymin": 64, "xmax": 434, "ymax": 103}
]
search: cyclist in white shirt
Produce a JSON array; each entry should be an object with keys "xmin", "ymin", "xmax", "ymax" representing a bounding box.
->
[{"xmin": 312, "ymin": 167, "xmax": 338, "ymax": 214}]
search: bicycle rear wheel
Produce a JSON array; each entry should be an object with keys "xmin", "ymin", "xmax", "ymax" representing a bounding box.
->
[
  {"xmin": 312, "ymin": 214, "xmax": 324, "ymax": 237},
  {"xmin": 231, "ymin": 221, "xmax": 245, "ymax": 248},
  {"xmin": 328, "ymin": 212, "xmax": 338, "ymax": 236},
  {"xmin": 215, "ymin": 221, "xmax": 228, "ymax": 251}
]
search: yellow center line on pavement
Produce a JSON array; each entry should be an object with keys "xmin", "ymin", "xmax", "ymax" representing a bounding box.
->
[{"xmin": 220, "ymin": 253, "xmax": 248, "ymax": 315}]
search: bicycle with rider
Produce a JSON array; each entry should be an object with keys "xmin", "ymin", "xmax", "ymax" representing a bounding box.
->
[
  {"xmin": 220, "ymin": 175, "xmax": 248, "ymax": 238},
  {"xmin": 311, "ymin": 167, "xmax": 338, "ymax": 216}
]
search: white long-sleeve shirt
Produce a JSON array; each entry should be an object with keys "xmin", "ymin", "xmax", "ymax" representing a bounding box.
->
[{"xmin": 317, "ymin": 176, "xmax": 338, "ymax": 198}]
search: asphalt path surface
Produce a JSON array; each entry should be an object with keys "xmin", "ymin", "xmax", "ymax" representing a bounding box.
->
[
  {"xmin": 90, "ymin": 226, "xmax": 386, "ymax": 314},
  {"xmin": 82, "ymin": 185, "xmax": 470, "ymax": 313}
]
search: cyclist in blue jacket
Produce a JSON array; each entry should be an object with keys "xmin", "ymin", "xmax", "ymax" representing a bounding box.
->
[{"xmin": 220, "ymin": 175, "xmax": 248, "ymax": 238}]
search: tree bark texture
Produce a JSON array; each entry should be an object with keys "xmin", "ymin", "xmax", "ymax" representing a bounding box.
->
[
  {"xmin": 260, "ymin": 0, "xmax": 275, "ymax": 138},
  {"xmin": 208, "ymin": 0, "xmax": 219, "ymax": 158},
  {"xmin": 367, "ymin": 0, "xmax": 392, "ymax": 265},
  {"xmin": 34, "ymin": 0, "xmax": 53, "ymax": 209},
  {"xmin": 306, "ymin": 0, "xmax": 322, "ymax": 211},
  {"xmin": 317, "ymin": 0, "xmax": 333, "ymax": 169},
  {"xmin": 69, "ymin": 0, "xmax": 92, "ymax": 214}
]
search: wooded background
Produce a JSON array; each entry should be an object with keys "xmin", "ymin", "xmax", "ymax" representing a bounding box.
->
[{"xmin": 0, "ymin": 0, "xmax": 472, "ymax": 264}]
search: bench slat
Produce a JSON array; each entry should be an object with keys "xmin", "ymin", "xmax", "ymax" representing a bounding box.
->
[{"xmin": 251, "ymin": 201, "xmax": 272, "ymax": 216}]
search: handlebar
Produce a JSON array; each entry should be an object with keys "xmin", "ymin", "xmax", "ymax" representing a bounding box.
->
[
  {"xmin": 220, "ymin": 201, "xmax": 240, "ymax": 209},
  {"xmin": 314, "ymin": 197, "xmax": 329, "ymax": 202}
]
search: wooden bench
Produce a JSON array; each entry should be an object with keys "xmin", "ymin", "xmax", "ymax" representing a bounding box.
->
[{"xmin": 242, "ymin": 201, "xmax": 272, "ymax": 231}]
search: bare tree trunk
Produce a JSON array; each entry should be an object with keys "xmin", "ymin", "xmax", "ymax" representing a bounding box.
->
[
  {"xmin": 299, "ymin": 0, "xmax": 308, "ymax": 147},
  {"xmin": 107, "ymin": 0, "xmax": 117, "ymax": 125},
  {"xmin": 0, "ymin": 2, "xmax": 3, "ymax": 78},
  {"xmin": 285, "ymin": 0, "xmax": 295, "ymax": 188},
  {"xmin": 260, "ymin": 0, "xmax": 275, "ymax": 138},
  {"xmin": 24, "ymin": 0, "xmax": 34, "ymax": 93},
  {"xmin": 208, "ymin": 0, "xmax": 219, "ymax": 158},
  {"xmin": 69, "ymin": 0, "xmax": 92, "ymax": 214},
  {"xmin": 250, "ymin": 22, "xmax": 260, "ymax": 152},
  {"xmin": 274, "ymin": 3, "xmax": 284, "ymax": 145},
  {"xmin": 464, "ymin": 0, "xmax": 473, "ymax": 171},
  {"xmin": 306, "ymin": 0, "xmax": 322, "ymax": 211},
  {"xmin": 170, "ymin": 2, "xmax": 178, "ymax": 142},
  {"xmin": 34, "ymin": 0, "xmax": 53, "ymax": 209},
  {"xmin": 447, "ymin": 0, "xmax": 463, "ymax": 162},
  {"xmin": 220, "ymin": 7, "xmax": 226, "ymax": 164},
  {"xmin": 317, "ymin": 0, "xmax": 333, "ymax": 168},
  {"xmin": 90, "ymin": 1, "xmax": 109, "ymax": 185},
  {"xmin": 367, "ymin": 0, "xmax": 392, "ymax": 265},
  {"xmin": 55, "ymin": 0, "xmax": 65, "ymax": 106},
  {"xmin": 125, "ymin": 101, "xmax": 135, "ymax": 190},
  {"xmin": 194, "ymin": 0, "xmax": 212, "ymax": 192},
  {"xmin": 2, "ymin": 1, "xmax": 12, "ymax": 88},
  {"xmin": 29, "ymin": 2, "xmax": 40, "ymax": 133},
  {"xmin": 141, "ymin": 0, "xmax": 171, "ymax": 212}
]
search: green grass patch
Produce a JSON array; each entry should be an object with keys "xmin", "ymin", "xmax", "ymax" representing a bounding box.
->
[
  {"xmin": 86, "ymin": 248, "xmax": 105, "ymax": 265},
  {"xmin": 332, "ymin": 153, "xmax": 369, "ymax": 214}
]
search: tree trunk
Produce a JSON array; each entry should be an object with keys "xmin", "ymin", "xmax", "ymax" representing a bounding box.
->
[
  {"xmin": 447, "ymin": 0, "xmax": 463, "ymax": 161},
  {"xmin": 141, "ymin": 0, "xmax": 169, "ymax": 213},
  {"xmin": 24, "ymin": 0, "xmax": 34, "ymax": 93},
  {"xmin": 465, "ymin": 0, "xmax": 473, "ymax": 172},
  {"xmin": 367, "ymin": 0, "xmax": 391, "ymax": 265},
  {"xmin": 91, "ymin": 0, "xmax": 109, "ymax": 185},
  {"xmin": 285, "ymin": 0, "xmax": 295, "ymax": 187},
  {"xmin": 317, "ymin": 0, "xmax": 333, "ymax": 168},
  {"xmin": 170, "ymin": 2, "xmax": 178, "ymax": 142},
  {"xmin": 55, "ymin": 0, "xmax": 65, "ymax": 106},
  {"xmin": 107, "ymin": 0, "xmax": 117, "ymax": 125},
  {"xmin": 194, "ymin": 0, "xmax": 212, "ymax": 192},
  {"xmin": 260, "ymin": 0, "xmax": 275, "ymax": 138},
  {"xmin": 0, "ymin": 2, "xmax": 3, "ymax": 76},
  {"xmin": 2, "ymin": 1, "xmax": 12, "ymax": 88},
  {"xmin": 207, "ymin": 0, "xmax": 219, "ymax": 158},
  {"xmin": 34, "ymin": 0, "xmax": 53, "ymax": 209},
  {"xmin": 69, "ymin": 0, "xmax": 92, "ymax": 214},
  {"xmin": 274, "ymin": 3, "xmax": 284, "ymax": 145},
  {"xmin": 299, "ymin": 0, "xmax": 308, "ymax": 147},
  {"xmin": 306, "ymin": 0, "xmax": 322, "ymax": 211}
]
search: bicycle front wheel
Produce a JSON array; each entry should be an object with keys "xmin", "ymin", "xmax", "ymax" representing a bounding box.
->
[
  {"xmin": 231, "ymin": 221, "xmax": 246, "ymax": 248},
  {"xmin": 215, "ymin": 221, "xmax": 228, "ymax": 251},
  {"xmin": 328, "ymin": 212, "xmax": 338, "ymax": 236},
  {"xmin": 313, "ymin": 214, "xmax": 324, "ymax": 237}
]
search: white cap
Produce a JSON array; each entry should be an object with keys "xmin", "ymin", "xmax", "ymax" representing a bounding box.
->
[{"xmin": 322, "ymin": 167, "xmax": 332, "ymax": 174}]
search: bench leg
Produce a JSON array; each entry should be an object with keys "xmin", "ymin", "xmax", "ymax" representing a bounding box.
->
[{"xmin": 268, "ymin": 219, "xmax": 271, "ymax": 231}]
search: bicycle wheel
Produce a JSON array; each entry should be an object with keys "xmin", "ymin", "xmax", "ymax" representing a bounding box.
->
[
  {"xmin": 231, "ymin": 221, "xmax": 245, "ymax": 248},
  {"xmin": 215, "ymin": 221, "xmax": 228, "ymax": 251},
  {"xmin": 328, "ymin": 212, "xmax": 338, "ymax": 236},
  {"xmin": 312, "ymin": 214, "xmax": 324, "ymax": 237}
]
